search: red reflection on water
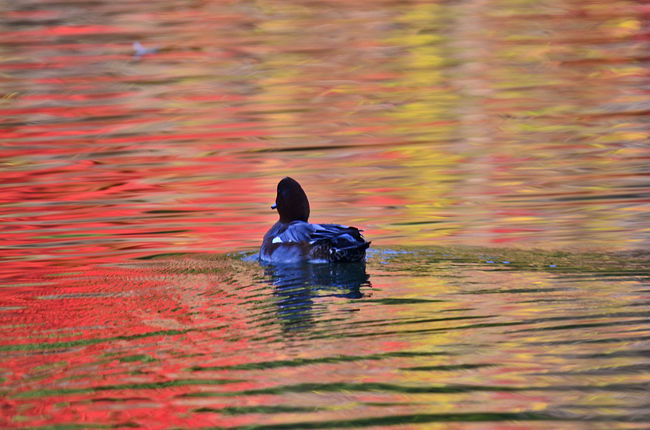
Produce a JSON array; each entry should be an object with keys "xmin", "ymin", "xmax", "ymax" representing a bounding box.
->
[{"xmin": 0, "ymin": 254, "xmax": 272, "ymax": 428}]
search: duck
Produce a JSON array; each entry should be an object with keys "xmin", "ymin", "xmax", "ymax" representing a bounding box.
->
[{"xmin": 260, "ymin": 177, "xmax": 370, "ymax": 263}]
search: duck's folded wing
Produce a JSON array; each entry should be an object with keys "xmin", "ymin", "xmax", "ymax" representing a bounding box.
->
[
  {"xmin": 309, "ymin": 223, "xmax": 367, "ymax": 248},
  {"xmin": 275, "ymin": 222, "xmax": 366, "ymax": 248}
]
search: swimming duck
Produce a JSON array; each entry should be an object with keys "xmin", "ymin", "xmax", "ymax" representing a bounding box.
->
[{"xmin": 260, "ymin": 177, "xmax": 370, "ymax": 263}]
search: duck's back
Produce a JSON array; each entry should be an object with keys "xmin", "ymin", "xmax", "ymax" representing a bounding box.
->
[{"xmin": 261, "ymin": 221, "xmax": 370, "ymax": 263}]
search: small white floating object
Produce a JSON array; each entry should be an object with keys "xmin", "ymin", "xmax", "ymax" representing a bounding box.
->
[{"xmin": 133, "ymin": 41, "xmax": 158, "ymax": 58}]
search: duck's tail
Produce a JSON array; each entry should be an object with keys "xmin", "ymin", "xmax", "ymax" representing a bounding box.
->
[
  {"xmin": 331, "ymin": 240, "xmax": 370, "ymax": 262},
  {"xmin": 311, "ymin": 224, "xmax": 370, "ymax": 262}
]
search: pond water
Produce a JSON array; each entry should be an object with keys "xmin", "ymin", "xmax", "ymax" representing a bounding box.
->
[{"xmin": 1, "ymin": 0, "xmax": 649, "ymax": 429}]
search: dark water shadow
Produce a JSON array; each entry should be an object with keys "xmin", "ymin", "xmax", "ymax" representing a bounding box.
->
[{"xmin": 261, "ymin": 261, "xmax": 371, "ymax": 333}]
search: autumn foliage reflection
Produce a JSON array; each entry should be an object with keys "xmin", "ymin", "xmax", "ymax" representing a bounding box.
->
[{"xmin": 1, "ymin": 0, "xmax": 649, "ymax": 428}]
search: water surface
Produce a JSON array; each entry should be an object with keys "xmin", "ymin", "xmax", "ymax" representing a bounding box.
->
[
  {"xmin": 1, "ymin": 0, "xmax": 649, "ymax": 428},
  {"xmin": 2, "ymin": 249, "xmax": 649, "ymax": 429}
]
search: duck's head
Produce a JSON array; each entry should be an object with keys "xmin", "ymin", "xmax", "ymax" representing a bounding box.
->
[{"xmin": 272, "ymin": 177, "xmax": 310, "ymax": 223}]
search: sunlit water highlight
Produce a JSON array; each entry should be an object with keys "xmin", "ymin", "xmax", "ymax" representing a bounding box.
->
[{"xmin": 1, "ymin": 0, "xmax": 649, "ymax": 428}]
